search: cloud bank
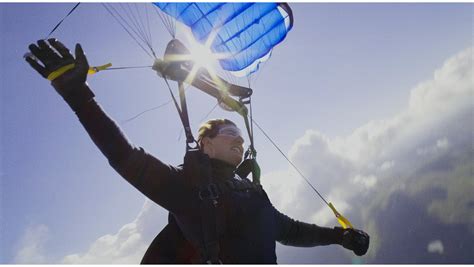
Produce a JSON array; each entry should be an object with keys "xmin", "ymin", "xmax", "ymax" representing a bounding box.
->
[
  {"xmin": 266, "ymin": 47, "xmax": 473, "ymax": 263},
  {"xmin": 266, "ymin": 46, "xmax": 473, "ymax": 222},
  {"xmin": 61, "ymin": 201, "xmax": 164, "ymax": 264},
  {"xmin": 13, "ymin": 224, "xmax": 50, "ymax": 264}
]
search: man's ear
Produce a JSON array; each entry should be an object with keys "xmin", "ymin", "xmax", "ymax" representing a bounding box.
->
[
  {"xmin": 201, "ymin": 137, "xmax": 210, "ymax": 147},
  {"xmin": 201, "ymin": 137, "xmax": 214, "ymax": 156}
]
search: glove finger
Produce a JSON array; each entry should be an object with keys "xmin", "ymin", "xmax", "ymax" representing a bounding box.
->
[
  {"xmin": 48, "ymin": 38, "xmax": 74, "ymax": 60},
  {"xmin": 37, "ymin": 39, "xmax": 61, "ymax": 63},
  {"xmin": 25, "ymin": 55, "xmax": 49, "ymax": 78},
  {"xmin": 74, "ymin": 43, "xmax": 89, "ymax": 72},
  {"xmin": 28, "ymin": 43, "xmax": 47, "ymax": 63}
]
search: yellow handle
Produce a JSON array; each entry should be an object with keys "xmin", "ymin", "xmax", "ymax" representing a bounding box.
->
[
  {"xmin": 88, "ymin": 63, "xmax": 112, "ymax": 75},
  {"xmin": 328, "ymin": 202, "xmax": 354, "ymax": 229}
]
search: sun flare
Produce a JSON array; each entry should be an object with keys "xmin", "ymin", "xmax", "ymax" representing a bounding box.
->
[
  {"xmin": 187, "ymin": 39, "xmax": 216, "ymax": 71},
  {"xmin": 180, "ymin": 29, "xmax": 231, "ymax": 89},
  {"xmin": 183, "ymin": 29, "xmax": 218, "ymax": 73}
]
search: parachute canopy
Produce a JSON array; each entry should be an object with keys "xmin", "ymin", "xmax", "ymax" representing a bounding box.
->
[{"xmin": 154, "ymin": 3, "xmax": 293, "ymax": 76}]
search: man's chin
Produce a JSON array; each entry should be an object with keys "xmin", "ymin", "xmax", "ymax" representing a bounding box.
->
[{"xmin": 230, "ymin": 157, "xmax": 242, "ymax": 167}]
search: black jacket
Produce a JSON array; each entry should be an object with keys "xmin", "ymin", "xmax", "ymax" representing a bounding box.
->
[{"xmin": 70, "ymin": 86, "xmax": 345, "ymax": 263}]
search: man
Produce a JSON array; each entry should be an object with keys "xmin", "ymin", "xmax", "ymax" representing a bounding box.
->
[{"xmin": 25, "ymin": 39, "xmax": 369, "ymax": 264}]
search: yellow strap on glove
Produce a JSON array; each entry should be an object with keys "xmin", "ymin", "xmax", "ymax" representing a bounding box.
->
[
  {"xmin": 328, "ymin": 202, "xmax": 354, "ymax": 229},
  {"xmin": 47, "ymin": 63, "xmax": 75, "ymax": 81},
  {"xmin": 47, "ymin": 63, "xmax": 112, "ymax": 81}
]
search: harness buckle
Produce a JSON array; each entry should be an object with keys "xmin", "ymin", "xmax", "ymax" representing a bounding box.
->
[{"xmin": 199, "ymin": 183, "xmax": 220, "ymax": 201}]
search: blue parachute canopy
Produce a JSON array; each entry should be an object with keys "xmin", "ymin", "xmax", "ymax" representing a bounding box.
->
[{"xmin": 154, "ymin": 3, "xmax": 293, "ymax": 76}]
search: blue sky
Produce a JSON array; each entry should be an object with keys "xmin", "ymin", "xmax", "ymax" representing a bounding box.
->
[{"xmin": 1, "ymin": 3, "xmax": 473, "ymax": 263}]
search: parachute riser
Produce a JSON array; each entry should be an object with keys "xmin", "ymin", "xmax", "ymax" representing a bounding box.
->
[
  {"xmin": 154, "ymin": 59, "xmax": 250, "ymax": 118},
  {"xmin": 156, "ymin": 38, "xmax": 260, "ymax": 183}
]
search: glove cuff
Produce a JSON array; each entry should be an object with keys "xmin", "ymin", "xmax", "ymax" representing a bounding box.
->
[{"xmin": 59, "ymin": 83, "xmax": 95, "ymax": 112}]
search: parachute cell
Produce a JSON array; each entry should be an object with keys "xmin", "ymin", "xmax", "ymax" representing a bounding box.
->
[{"xmin": 154, "ymin": 3, "xmax": 293, "ymax": 76}]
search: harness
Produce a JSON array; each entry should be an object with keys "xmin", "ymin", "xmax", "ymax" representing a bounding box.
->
[
  {"xmin": 179, "ymin": 148, "xmax": 264, "ymax": 263},
  {"xmin": 182, "ymin": 149, "xmax": 220, "ymax": 263}
]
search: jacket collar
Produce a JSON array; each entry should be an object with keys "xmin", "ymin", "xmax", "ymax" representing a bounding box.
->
[{"xmin": 210, "ymin": 158, "xmax": 236, "ymax": 180}]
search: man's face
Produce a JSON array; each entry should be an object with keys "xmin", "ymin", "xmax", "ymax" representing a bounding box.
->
[{"xmin": 202, "ymin": 125, "xmax": 244, "ymax": 167}]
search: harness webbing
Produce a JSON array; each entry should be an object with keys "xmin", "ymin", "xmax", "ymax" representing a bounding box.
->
[
  {"xmin": 163, "ymin": 78, "xmax": 196, "ymax": 148},
  {"xmin": 182, "ymin": 149, "xmax": 221, "ymax": 263},
  {"xmin": 178, "ymin": 82, "xmax": 194, "ymax": 145}
]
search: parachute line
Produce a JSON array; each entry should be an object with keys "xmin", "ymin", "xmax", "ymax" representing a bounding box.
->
[
  {"xmin": 252, "ymin": 119, "xmax": 329, "ymax": 206},
  {"xmin": 249, "ymin": 97, "xmax": 255, "ymax": 154},
  {"xmin": 200, "ymin": 102, "xmax": 220, "ymax": 123},
  {"xmin": 102, "ymin": 3, "xmax": 161, "ymax": 59},
  {"xmin": 153, "ymin": 5, "xmax": 175, "ymax": 37},
  {"xmin": 46, "ymin": 3, "xmax": 81, "ymax": 38},
  {"xmin": 252, "ymin": 119, "xmax": 354, "ymax": 228},
  {"xmin": 121, "ymin": 100, "xmax": 172, "ymax": 125},
  {"xmin": 102, "ymin": 4, "xmax": 154, "ymax": 59},
  {"xmin": 104, "ymin": 65, "xmax": 152, "ymax": 71},
  {"xmin": 144, "ymin": 4, "xmax": 154, "ymax": 50},
  {"xmin": 119, "ymin": 3, "xmax": 157, "ymax": 58},
  {"xmin": 125, "ymin": 4, "xmax": 148, "ymax": 47}
]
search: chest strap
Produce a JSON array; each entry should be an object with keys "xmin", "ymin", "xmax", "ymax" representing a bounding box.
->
[
  {"xmin": 224, "ymin": 175, "xmax": 263, "ymax": 193},
  {"xmin": 182, "ymin": 149, "xmax": 221, "ymax": 263}
]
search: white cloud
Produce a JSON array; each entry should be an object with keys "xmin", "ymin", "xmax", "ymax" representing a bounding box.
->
[
  {"xmin": 267, "ymin": 46, "xmax": 473, "ymax": 224},
  {"xmin": 352, "ymin": 174, "xmax": 377, "ymax": 188},
  {"xmin": 263, "ymin": 169, "xmax": 302, "ymax": 213},
  {"xmin": 13, "ymin": 224, "xmax": 50, "ymax": 264},
  {"xmin": 417, "ymin": 137, "xmax": 450, "ymax": 155},
  {"xmin": 380, "ymin": 161, "xmax": 394, "ymax": 171},
  {"xmin": 436, "ymin": 138, "xmax": 450, "ymax": 150},
  {"xmin": 409, "ymin": 47, "xmax": 472, "ymax": 114},
  {"xmin": 427, "ymin": 240, "xmax": 444, "ymax": 254},
  {"xmin": 62, "ymin": 200, "xmax": 166, "ymax": 264}
]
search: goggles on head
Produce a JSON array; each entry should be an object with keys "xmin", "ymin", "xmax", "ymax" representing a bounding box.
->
[{"xmin": 216, "ymin": 125, "xmax": 243, "ymax": 138}]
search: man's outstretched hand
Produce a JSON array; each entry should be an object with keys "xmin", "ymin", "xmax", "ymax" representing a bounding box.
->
[
  {"xmin": 25, "ymin": 39, "xmax": 89, "ymax": 93},
  {"xmin": 339, "ymin": 227, "xmax": 370, "ymax": 256},
  {"xmin": 25, "ymin": 39, "xmax": 95, "ymax": 112}
]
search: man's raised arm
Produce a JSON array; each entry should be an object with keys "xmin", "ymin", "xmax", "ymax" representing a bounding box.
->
[{"xmin": 25, "ymin": 39, "xmax": 187, "ymax": 213}]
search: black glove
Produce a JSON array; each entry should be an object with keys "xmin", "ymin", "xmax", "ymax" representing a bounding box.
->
[
  {"xmin": 25, "ymin": 39, "xmax": 94, "ymax": 111},
  {"xmin": 338, "ymin": 227, "xmax": 369, "ymax": 256}
]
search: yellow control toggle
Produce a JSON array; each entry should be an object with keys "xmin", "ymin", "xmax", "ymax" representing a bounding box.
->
[
  {"xmin": 88, "ymin": 63, "xmax": 113, "ymax": 75},
  {"xmin": 328, "ymin": 202, "xmax": 354, "ymax": 229}
]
